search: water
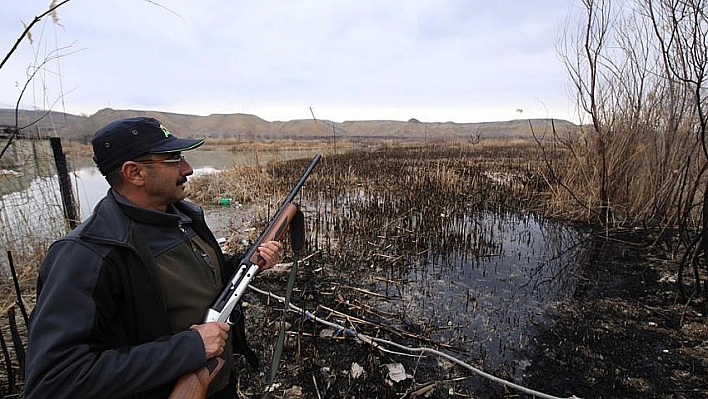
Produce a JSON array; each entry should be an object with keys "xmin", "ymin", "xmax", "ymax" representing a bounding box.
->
[
  {"xmin": 368, "ymin": 211, "xmax": 587, "ymax": 378},
  {"xmin": 0, "ymin": 175, "xmax": 68, "ymax": 255},
  {"xmin": 70, "ymin": 162, "xmax": 218, "ymax": 219},
  {"xmin": 0, "ymin": 147, "xmax": 321, "ymax": 274}
]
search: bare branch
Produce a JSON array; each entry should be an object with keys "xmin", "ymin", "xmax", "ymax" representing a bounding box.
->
[{"xmin": 0, "ymin": 0, "xmax": 72, "ymax": 70}]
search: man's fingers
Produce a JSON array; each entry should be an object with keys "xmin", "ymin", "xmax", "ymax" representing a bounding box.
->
[
  {"xmin": 258, "ymin": 241, "xmax": 283, "ymax": 268},
  {"xmin": 192, "ymin": 322, "xmax": 230, "ymax": 358}
]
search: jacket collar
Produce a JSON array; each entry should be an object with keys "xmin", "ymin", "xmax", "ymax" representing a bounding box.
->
[
  {"xmin": 78, "ymin": 189, "xmax": 204, "ymax": 245},
  {"xmin": 77, "ymin": 190, "xmax": 132, "ymax": 245}
]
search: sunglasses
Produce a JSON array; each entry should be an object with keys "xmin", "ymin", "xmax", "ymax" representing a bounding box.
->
[{"xmin": 133, "ymin": 155, "xmax": 186, "ymax": 167}]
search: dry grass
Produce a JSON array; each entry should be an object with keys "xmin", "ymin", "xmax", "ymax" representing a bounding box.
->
[{"xmin": 187, "ymin": 165, "xmax": 274, "ymax": 205}]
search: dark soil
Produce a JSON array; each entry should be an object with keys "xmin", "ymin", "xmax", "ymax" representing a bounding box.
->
[
  {"xmin": 227, "ymin": 234, "xmax": 708, "ymax": 399},
  {"xmin": 525, "ymin": 238, "xmax": 708, "ymax": 399}
]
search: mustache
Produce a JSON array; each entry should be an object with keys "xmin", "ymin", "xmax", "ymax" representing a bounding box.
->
[{"xmin": 176, "ymin": 176, "xmax": 188, "ymax": 186}]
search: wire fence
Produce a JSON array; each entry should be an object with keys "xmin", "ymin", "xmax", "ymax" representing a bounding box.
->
[
  {"xmin": 0, "ymin": 139, "xmax": 70, "ymax": 277},
  {"xmin": 0, "ymin": 137, "xmax": 76, "ymax": 395}
]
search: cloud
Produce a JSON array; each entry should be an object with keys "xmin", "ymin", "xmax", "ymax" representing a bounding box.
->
[{"xmin": 0, "ymin": 0, "xmax": 580, "ymax": 123}]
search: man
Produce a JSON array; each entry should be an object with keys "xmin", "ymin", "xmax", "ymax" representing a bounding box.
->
[{"xmin": 24, "ymin": 116, "xmax": 282, "ymax": 399}]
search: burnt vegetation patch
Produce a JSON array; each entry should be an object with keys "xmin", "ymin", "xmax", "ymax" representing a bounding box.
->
[{"xmin": 185, "ymin": 143, "xmax": 708, "ymax": 399}]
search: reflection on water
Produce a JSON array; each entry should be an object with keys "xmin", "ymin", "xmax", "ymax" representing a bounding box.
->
[
  {"xmin": 0, "ymin": 175, "xmax": 68, "ymax": 256},
  {"xmin": 369, "ymin": 211, "xmax": 587, "ymax": 377},
  {"xmin": 0, "ymin": 140, "xmax": 55, "ymax": 196}
]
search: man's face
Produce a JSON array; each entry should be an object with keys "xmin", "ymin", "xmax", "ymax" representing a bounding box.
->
[{"xmin": 137, "ymin": 153, "xmax": 194, "ymax": 210}]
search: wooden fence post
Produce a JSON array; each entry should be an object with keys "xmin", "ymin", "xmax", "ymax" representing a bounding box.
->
[
  {"xmin": 7, "ymin": 307, "xmax": 25, "ymax": 384},
  {"xmin": 0, "ymin": 326, "xmax": 15, "ymax": 395},
  {"xmin": 7, "ymin": 251, "xmax": 28, "ymax": 326},
  {"xmin": 50, "ymin": 137, "xmax": 79, "ymax": 230}
]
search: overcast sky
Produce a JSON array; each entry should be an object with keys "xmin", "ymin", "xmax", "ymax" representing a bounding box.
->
[{"xmin": 1, "ymin": 0, "xmax": 582, "ymax": 124}]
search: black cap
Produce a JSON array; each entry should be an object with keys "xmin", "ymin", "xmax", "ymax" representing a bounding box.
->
[{"xmin": 91, "ymin": 117, "xmax": 204, "ymax": 175}]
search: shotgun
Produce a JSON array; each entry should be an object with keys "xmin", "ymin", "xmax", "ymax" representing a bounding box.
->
[{"xmin": 169, "ymin": 154, "xmax": 321, "ymax": 399}]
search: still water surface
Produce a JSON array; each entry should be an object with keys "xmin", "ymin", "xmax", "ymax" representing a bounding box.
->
[{"xmin": 369, "ymin": 211, "xmax": 586, "ymax": 376}]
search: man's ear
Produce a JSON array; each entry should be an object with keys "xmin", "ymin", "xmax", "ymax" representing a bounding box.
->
[{"xmin": 121, "ymin": 162, "xmax": 146, "ymax": 186}]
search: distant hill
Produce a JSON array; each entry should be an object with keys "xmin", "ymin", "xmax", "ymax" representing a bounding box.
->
[
  {"xmin": 0, "ymin": 108, "xmax": 578, "ymax": 142},
  {"xmin": 0, "ymin": 109, "xmax": 86, "ymax": 138}
]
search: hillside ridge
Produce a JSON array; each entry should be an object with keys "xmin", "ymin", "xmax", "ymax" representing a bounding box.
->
[{"xmin": 0, "ymin": 108, "xmax": 577, "ymax": 141}]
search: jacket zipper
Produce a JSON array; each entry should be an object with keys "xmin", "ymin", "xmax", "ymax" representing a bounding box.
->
[{"xmin": 179, "ymin": 222, "xmax": 218, "ymax": 284}]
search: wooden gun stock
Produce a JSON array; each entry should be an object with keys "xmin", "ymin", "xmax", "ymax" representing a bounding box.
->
[
  {"xmin": 169, "ymin": 357, "xmax": 225, "ymax": 399},
  {"xmin": 249, "ymin": 203, "xmax": 299, "ymax": 266}
]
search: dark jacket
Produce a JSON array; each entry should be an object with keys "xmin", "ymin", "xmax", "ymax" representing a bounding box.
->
[{"xmin": 24, "ymin": 191, "xmax": 238, "ymax": 399}]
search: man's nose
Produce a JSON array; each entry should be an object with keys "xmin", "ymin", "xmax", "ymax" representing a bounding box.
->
[{"xmin": 181, "ymin": 158, "xmax": 194, "ymax": 175}]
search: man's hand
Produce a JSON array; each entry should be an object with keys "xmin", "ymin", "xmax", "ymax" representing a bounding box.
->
[
  {"xmin": 257, "ymin": 240, "xmax": 283, "ymax": 271},
  {"xmin": 191, "ymin": 322, "xmax": 230, "ymax": 359}
]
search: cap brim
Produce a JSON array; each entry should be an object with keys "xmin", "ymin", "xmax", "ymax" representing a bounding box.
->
[{"xmin": 149, "ymin": 138, "xmax": 205, "ymax": 154}]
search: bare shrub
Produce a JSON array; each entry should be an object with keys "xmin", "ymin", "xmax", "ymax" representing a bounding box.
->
[{"xmin": 547, "ymin": 0, "xmax": 708, "ymax": 296}]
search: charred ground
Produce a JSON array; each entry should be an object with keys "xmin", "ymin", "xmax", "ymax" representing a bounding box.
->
[
  {"xmin": 217, "ymin": 233, "xmax": 708, "ymax": 399},
  {"xmin": 2, "ymin": 143, "xmax": 707, "ymax": 399}
]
